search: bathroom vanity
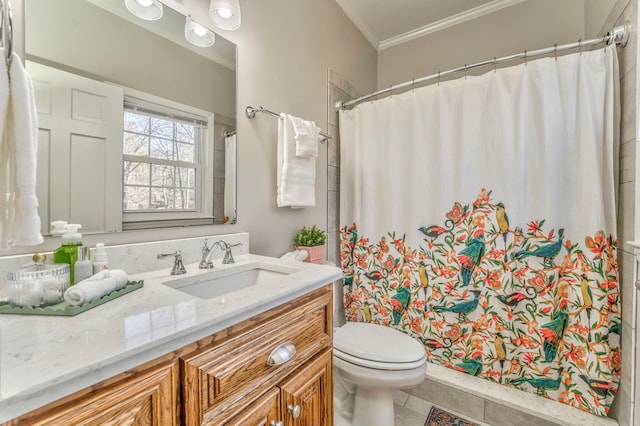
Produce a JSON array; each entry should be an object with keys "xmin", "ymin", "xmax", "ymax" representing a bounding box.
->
[{"xmin": 0, "ymin": 254, "xmax": 341, "ymax": 425}]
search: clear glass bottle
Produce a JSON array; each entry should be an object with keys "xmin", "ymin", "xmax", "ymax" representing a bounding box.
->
[{"xmin": 74, "ymin": 246, "xmax": 93, "ymax": 284}]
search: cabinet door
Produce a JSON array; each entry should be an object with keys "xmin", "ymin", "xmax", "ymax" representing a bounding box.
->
[
  {"xmin": 223, "ymin": 387, "xmax": 281, "ymax": 426},
  {"xmin": 279, "ymin": 350, "xmax": 333, "ymax": 426},
  {"xmin": 11, "ymin": 361, "xmax": 179, "ymax": 426}
]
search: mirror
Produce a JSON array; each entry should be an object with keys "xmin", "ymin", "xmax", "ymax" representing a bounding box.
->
[{"xmin": 25, "ymin": 0, "xmax": 237, "ymax": 233}]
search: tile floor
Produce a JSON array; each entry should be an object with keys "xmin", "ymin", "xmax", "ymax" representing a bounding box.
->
[{"xmin": 393, "ymin": 390, "xmax": 489, "ymax": 426}]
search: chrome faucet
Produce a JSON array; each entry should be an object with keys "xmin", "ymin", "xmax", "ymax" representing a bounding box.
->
[
  {"xmin": 199, "ymin": 240, "xmax": 220, "ymax": 269},
  {"xmin": 220, "ymin": 241, "xmax": 243, "ymax": 264},
  {"xmin": 200, "ymin": 239, "xmax": 243, "ymax": 268},
  {"xmin": 157, "ymin": 250, "xmax": 187, "ymax": 275}
]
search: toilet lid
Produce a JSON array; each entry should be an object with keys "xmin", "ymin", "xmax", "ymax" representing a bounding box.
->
[{"xmin": 334, "ymin": 322, "xmax": 426, "ymax": 364}]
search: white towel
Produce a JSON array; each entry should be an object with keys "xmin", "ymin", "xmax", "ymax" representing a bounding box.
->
[
  {"xmin": 64, "ymin": 269, "xmax": 129, "ymax": 306},
  {"xmin": 0, "ymin": 49, "xmax": 11, "ymax": 249},
  {"xmin": 0, "ymin": 53, "xmax": 43, "ymax": 249},
  {"xmin": 291, "ymin": 116, "xmax": 319, "ymax": 158},
  {"xmin": 277, "ymin": 114, "xmax": 316, "ymax": 208},
  {"xmin": 280, "ymin": 250, "xmax": 309, "ymax": 262}
]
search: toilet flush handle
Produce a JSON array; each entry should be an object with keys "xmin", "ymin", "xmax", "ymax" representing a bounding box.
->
[{"xmin": 288, "ymin": 404, "xmax": 301, "ymax": 419}]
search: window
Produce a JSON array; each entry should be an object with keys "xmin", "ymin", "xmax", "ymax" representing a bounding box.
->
[{"xmin": 122, "ymin": 91, "xmax": 214, "ymax": 227}]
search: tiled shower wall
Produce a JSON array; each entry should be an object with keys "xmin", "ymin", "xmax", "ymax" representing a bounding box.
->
[
  {"xmin": 213, "ymin": 115, "xmax": 235, "ymax": 225},
  {"xmin": 604, "ymin": 0, "xmax": 639, "ymax": 424},
  {"xmin": 326, "ymin": 69, "xmax": 360, "ymax": 266}
]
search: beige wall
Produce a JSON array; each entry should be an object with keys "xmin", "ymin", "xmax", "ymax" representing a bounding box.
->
[
  {"xmin": 8, "ymin": 0, "xmax": 376, "ymax": 258},
  {"xmin": 210, "ymin": 0, "xmax": 377, "ymax": 256},
  {"xmin": 26, "ymin": 0, "xmax": 235, "ymax": 119},
  {"xmin": 377, "ymin": 0, "xmax": 585, "ymax": 90}
]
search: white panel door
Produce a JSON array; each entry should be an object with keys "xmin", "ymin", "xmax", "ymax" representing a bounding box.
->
[{"xmin": 28, "ymin": 61, "xmax": 123, "ymax": 234}]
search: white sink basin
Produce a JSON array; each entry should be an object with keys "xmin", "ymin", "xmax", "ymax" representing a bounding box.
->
[{"xmin": 162, "ymin": 262, "xmax": 302, "ymax": 299}]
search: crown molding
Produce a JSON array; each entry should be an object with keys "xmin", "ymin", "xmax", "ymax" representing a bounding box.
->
[{"xmin": 378, "ymin": 0, "xmax": 526, "ymax": 51}]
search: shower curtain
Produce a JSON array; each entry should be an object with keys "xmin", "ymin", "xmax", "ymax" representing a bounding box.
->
[{"xmin": 339, "ymin": 46, "xmax": 620, "ymax": 416}]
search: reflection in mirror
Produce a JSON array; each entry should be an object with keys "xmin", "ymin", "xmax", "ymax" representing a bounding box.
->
[{"xmin": 26, "ymin": 0, "xmax": 237, "ymax": 234}]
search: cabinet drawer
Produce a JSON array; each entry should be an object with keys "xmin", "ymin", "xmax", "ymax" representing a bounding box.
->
[{"xmin": 181, "ymin": 289, "xmax": 332, "ymax": 425}]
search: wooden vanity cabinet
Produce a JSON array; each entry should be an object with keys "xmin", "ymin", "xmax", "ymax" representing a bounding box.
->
[
  {"xmin": 181, "ymin": 285, "xmax": 334, "ymax": 425},
  {"xmin": 2, "ymin": 284, "xmax": 333, "ymax": 426},
  {"xmin": 3, "ymin": 359, "xmax": 180, "ymax": 426}
]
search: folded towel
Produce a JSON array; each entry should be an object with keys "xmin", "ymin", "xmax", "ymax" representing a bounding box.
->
[
  {"xmin": 64, "ymin": 269, "xmax": 129, "ymax": 306},
  {"xmin": 277, "ymin": 114, "xmax": 316, "ymax": 208},
  {"xmin": 280, "ymin": 250, "xmax": 309, "ymax": 262},
  {"xmin": 291, "ymin": 116, "xmax": 319, "ymax": 158},
  {"xmin": 0, "ymin": 52, "xmax": 43, "ymax": 249}
]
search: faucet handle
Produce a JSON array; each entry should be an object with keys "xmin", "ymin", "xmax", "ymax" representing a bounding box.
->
[
  {"xmin": 157, "ymin": 250, "xmax": 187, "ymax": 275},
  {"xmin": 221, "ymin": 242, "xmax": 242, "ymax": 264}
]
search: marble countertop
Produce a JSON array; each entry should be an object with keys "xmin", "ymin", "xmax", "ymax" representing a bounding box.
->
[{"xmin": 0, "ymin": 254, "xmax": 342, "ymax": 423}]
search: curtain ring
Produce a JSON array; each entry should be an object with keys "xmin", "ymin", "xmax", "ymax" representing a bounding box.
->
[
  {"xmin": 578, "ymin": 38, "xmax": 583, "ymax": 55},
  {"xmin": 554, "ymin": 43, "xmax": 558, "ymax": 60},
  {"xmin": 437, "ymin": 71, "xmax": 441, "ymax": 86},
  {"xmin": 524, "ymin": 50, "xmax": 527, "ymax": 66},
  {"xmin": 411, "ymin": 78, "xmax": 415, "ymax": 92},
  {"xmin": 493, "ymin": 57, "xmax": 497, "ymax": 73},
  {"xmin": 464, "ymin": 65, "xmax": 467, "ymax": 79},
  {"xmin": 389, "ymin": 85, "xmax": 393, "ymax": 98}
]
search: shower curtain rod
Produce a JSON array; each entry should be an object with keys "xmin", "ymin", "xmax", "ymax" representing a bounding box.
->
[
  {"xmin": 335, "ymin": 21, "xmax": 630, "ymax": 110},
  {"xmin": 223, "ymin": 129, "xmax": 236, "ymax": 137},
  {"xmin": 245, "ymin": 105, "xmax": 332, "ymax": 142}
]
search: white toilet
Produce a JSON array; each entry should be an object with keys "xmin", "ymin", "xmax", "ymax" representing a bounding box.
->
[{"xmin": 333, "ymin": 284, "xmax": 426, "ymax": 426}]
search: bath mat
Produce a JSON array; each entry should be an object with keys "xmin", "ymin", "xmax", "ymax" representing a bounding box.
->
[{"xmin": 425, "ymin": 406, "xmax": 479, "ymax": 426}]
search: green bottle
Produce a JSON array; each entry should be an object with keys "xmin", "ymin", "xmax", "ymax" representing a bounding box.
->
[{"xmin": 53, "ymin": 224, "xmax": 83, "ymax": 286}]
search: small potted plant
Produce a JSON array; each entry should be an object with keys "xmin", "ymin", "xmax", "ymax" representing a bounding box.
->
[{"xmin": 294, "ymin": 225, "xmax": 327, "ymax": 264}]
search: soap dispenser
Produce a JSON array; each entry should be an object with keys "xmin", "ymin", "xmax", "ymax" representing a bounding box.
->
[
  {"xmin": 93, "ymin": 243, "xmax": 109, "ymax": 273},
  {"xmin": 50, "ymin": 220, "xmax": 67, "ymax": 237},
  {"xmin": 53, "ymin": 224, "xmax": 83, "ymax": 285}
]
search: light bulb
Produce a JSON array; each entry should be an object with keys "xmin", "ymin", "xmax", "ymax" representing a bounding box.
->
[
  {"xmin": 216, "ymin": 8, "xmax": 233, "ymax": 19},
  {"xmin": 193, "ymin": 24, "xmax": 208, "ymax": 37},
  {"xmin": 135, "ymin": 0, "xmax": 154, "ymax": 7}
]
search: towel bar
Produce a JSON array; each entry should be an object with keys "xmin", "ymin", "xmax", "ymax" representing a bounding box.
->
[{"xmin": 246, "ymin": 106, "xmax": 331, "ymax": 142}]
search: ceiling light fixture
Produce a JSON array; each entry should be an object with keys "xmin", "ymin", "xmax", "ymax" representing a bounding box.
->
[
  {"xmin": 124, "ymin": 0, "xmax": 163, "ymax": 21},
  {"xmin": 185, "ymin": 17, "xmax": 216, "ymax": 47},
  {"xmin": 209, "ymin": 0, "xmax": 241, "ymax": 31}
]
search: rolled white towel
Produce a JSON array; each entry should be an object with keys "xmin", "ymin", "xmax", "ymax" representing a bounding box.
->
[
  {"xmin": 279, "ymin": 250, "xmax": 309, "ymax": 262},
  {"xmin": 63, "ymin": 269, "xmax": 129, "ymax": 306}
]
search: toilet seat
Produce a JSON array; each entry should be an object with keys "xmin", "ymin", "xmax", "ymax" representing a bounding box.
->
[{"xmin": 334, "ymin": 322, "xmax": 426, "ymax": 370}]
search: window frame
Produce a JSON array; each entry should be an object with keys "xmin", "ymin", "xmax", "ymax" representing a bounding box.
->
[{"xmin": 120, "ymin": 87, "xmax": 215, "ymax": 228}]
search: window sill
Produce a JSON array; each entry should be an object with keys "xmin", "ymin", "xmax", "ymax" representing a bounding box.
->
[{"xmin": 123, "ymin": 217, "xmax": 216, "ymax": 231}]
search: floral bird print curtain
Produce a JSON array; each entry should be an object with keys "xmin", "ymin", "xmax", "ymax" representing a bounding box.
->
[{"xmin": 339, "ymin": 47, "xmax": 620, "ymax": 416}]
